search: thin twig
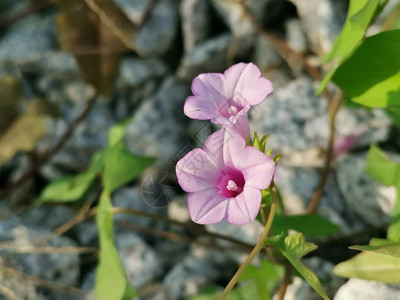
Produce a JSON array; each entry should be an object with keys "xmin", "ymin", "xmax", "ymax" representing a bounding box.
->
[
  {"xmin": 307, "ymin": 90, "xmax": 343, "ymax": 213},
  {"xmin": 140, "ymin": 0, "xmax": 160, "ymax": 25},
  {"xmin": 278, "ymin": 264, "xmax": 292, "ymax": 300},
  {"xmin": 0, "ymin": 93, "xmax": 97, "ymax": 198},
  {"xmin": 219, "ymin": 200, "xmax": 276, "ymax": 299},
  {"xmin": 117, "ymin": 221, "xmax": 194, "ymax": 244},
  {"xmin": 51, "ymin": 190, "xmax": 99, "ymax": 238},
  {"xmin": 111, "ymin": 206, "xmax": 254, "ymax": 250},
  {"xmin": 0, "ymin": 246, "xmax": 97, "ymax": 254}
]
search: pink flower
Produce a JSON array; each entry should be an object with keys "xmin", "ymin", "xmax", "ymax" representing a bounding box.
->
[
  {"xmin": 176, "ymin": 129, "xmax": 275, "ymax": 225},
  {"xmin": 183, "ymin": 63, "xmax": 273, "ymax": 140}
]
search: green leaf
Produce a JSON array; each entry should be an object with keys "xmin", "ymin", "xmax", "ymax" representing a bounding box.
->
[
  {"xmin": 190, "ymin": 283, "xmax": 258, "ymax": 300},
  {"xmin": 369, "ymin": 238, "xmax": 398, "ymax": 247},
  {"xmin": 280, "ymin": 234, "xmax": 329, "ymax": 300},
  {"xmin": 386, "ymin": 107, "xmax": 400, "ymax": 128},
  {"xmin": 365, "ymin": 145, "xmax": 400, "ymax": 186},
  {"xmin": 323, "ymin": 0, "xmax": 380, "ymax": 63},
  {"xmin": 272, "ymin": 214, "xmax": 340, "ymax": 237},
  {"xmin": 103, "ymin": 140, "xmax": 155, "ymax": 193},
  {"xmin": 89, "ymin": 149, "xmax": 107, "ymax": 174},
  {"xmin": 95, "ymin": 191, "xmax": 136, "ymax": 300},
  {"xmin": 365, "ymin": 146, "xmax": 400, "ymax": 242},
  {"xmin": 333, "ymin": 251, "xmax": 400, "ymax": 283},
  {"xmin": 350, "ymin": 244, "xmax": 400, "ymax": 258},
  {"xmin": 190, "ymin": 285, "xmax": 219, "ymax": 300},
  {"xmin": 40, "ymin": 172, "xmax": 97, "ymax": 203},
  {"xmin": 317, "ymin": 0, "xmax": 380, "ymax": 93},
  {"xmin": 240, "ymin": 260, "xmax": 284, "ymax": 300},
  {"xmin": 108, "ymin": 120, "xmax": 131, "ymax": 147},
  {"xmin": 332, "ymin": 30, "xmax": 400, "ymax": 108},
  {"xmin": 265, "ymin": 231, "xmax": 288, "ymax": 249},
  {"xmin": 39, "ymin": 149, "xmax": 105, "ymax": 203},
  {"xmin": 252, "ymin": 132, "xmax": 268, "ymax": 153}
]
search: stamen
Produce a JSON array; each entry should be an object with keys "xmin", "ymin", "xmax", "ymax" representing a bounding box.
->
[
  {"xmin": 227, "ymin": 105, "xmax": 238, "ymax": 116},
  {"xmin": 226, "ymin": 180, "xmax": 238, "ymax": 191}
]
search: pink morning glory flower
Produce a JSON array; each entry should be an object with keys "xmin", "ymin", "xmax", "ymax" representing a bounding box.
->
[
  {"xmin": 183, "ymin": 63, "xmax": 273, "ymax": 140},
  {"xmin": 176, "ymin": 128, "xmax": 275, "ymax": 225}
]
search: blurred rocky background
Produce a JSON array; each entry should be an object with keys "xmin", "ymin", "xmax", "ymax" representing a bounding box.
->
[{"xmin": 0, "ymin": 0, "xmax": 399, "ymax": 299}]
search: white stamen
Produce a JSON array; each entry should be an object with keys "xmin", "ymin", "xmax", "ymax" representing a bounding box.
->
[
  {"xmin": 227, "ymin": 105, "xmax": 238, "ymax": 116},
  {"xmin": 226, "ymin": 180, "xmax": 238, "ymax": 191}
]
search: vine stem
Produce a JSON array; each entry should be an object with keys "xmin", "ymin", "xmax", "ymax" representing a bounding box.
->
[
  {"xmin": 218, "ymin": 200, "xmax": 276, "ymax": 300},
  {"xmin": 307, "ymin": 90, "xmax": 343, "ymax": 213}
]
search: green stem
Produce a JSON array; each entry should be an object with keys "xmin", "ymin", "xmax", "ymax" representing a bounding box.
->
[{"xmin": 218, "ymin": 200, "xmax": 276, "ymax": 300}]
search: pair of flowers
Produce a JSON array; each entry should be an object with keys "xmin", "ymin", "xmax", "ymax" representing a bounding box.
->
[{"xmin": 176, "ymin": 63, "xmax": 276, "ymax": 225}]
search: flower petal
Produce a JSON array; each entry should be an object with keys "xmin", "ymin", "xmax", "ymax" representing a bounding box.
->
[
  {"xmin": 224, "ymin": 113, "xmax": 250, "ymax": 141},
  {"xmin": 224, "ymin": 63, "xmax": 273, "ymax": 106},
  {"xmin": 225, "ymin": 187, "xmax": 261, "ymax": 225},
  {"xmin": 222, "ymin": 128, "xmax": 246, "ymax": 169},
  {"xmin": 202, "ymin": 129, "xmax": 225, "ymax": 167},
  {"xmin": 184, "ymin": 96, "xmax": 220, "ymax": 120},
  {"xmin": 241, "ymin": 147, "xmax": 275, "ymax": 190},
  {"xmin": 176, "ymin": 148, "xmax": 220, "ymax": 193},
  {"xmin": 187, "ymin": 189, "xmax": 228, "ymax": 224},
  {"xmin": 191, "ymin": 73, "xmax": 229, "ymax": 114}
]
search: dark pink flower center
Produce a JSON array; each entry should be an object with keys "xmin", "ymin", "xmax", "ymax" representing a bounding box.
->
[
  {"xmin": 217, "ymin": 168, "xmax": 245, "ymax": 198},
  {"xmin": 220, "ymin": 102, "xmax": 242, "ymax": 118}
]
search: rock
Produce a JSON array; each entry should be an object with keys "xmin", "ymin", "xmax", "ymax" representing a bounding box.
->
[
  {"xmin": 63, "ymin": 81, "xmax": 96, "ymax": 105},
  {"xmin": 0, "ymin": 13, "xmax": 57, "ymax": 62},
  {"xmin": 20, "ymin": 205, "xmax": 76, "ymax": 231},
  {"xmin": 114, "ymin": 0, "xmax": 152, "ymax": 24},
  {"xmin": 180, "ymin": 0, "xmax": 211, "ymax": 53},
  {"xmin": 115, "ymin": 57, "xmax": 169, "ymax": 108},
  {"xmin": 117, "ymin": 57, "xmax": 168, "ymax": 88},
  {"xmin": 134, "ymin": 0, "xmax": 179, "ymax": 56},
  {"xmin": 38, "ymin": 101, "xmax": 114, "ymax": 180},
  {"xmin": 177, "ymin": 34, "xmax": 232, "ymax": 80},
  {"xmin": 29, "ymin": 53, "xmax": 80, "ymax": 75},
  {"xmin": 250, "ymin": 77, "xmax": 330, "ymax": 153},
  {"xmin": 336, "ymin": 154, "xmax": 397, "ymax": 227},
  {"xmin": 75, "ymin": 220, "xmax": 98, "ymax": 247},
  {"xmin": 276, "ymin": 165, "xmax": 366, "ymax": 235},
  {"xmin": 252, "ymin": 36, "xmax": 283, "ymax": 71},
  {"xmin": 163, "ymin": 245, "xmax": 236, "ymax": 300},
  {"xmin": 0, "ymin": 0, "xmax": 32, "ymax": 19},
  {"xmin": 291, "ymin": 0, "xmax": 347, "ymax": 56},
  {"xmin": 335, "ymin": 107, "xmax": 391, "ymax": 150},
  {"xmin": 334, "ymin": 279, "xmax": 400, "ymax": 300},
  {"xmin": 205, "ymin": 220, "xmax": 265, "ymax": 263},
  {"xmin": 168, "ymin": 195, "xmax": 190, "ymax": 223},
  {"xmin": 210, "ymin": 0, "xmax": 268, "ymax": 56},
  {"xmin": 0, "ymin": 220, "xmax": 80, "ymax": 287},
  {"xmin": 113, "ymin": 187, "xmax": 168, "ymax": 228},
  {"xmin": 125, "ymin": 76, "xmax": 190, "ymax": 168},
  {"xmin": 285, "ymin": 18, "xmax": 308, "ymax": 53},
  {"xmin": 116, "ymin": 232, "xmax": 164, "ymax": 288},
  {"xmin": 250, "ymin": 77, "xmax": 391, "ymax": 154}
]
